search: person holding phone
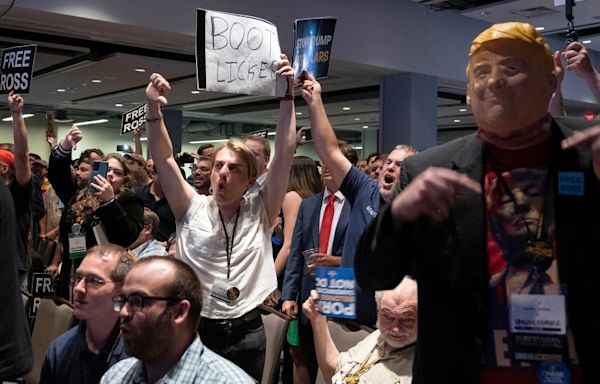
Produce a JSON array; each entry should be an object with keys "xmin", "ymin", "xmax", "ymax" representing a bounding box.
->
[{"xmin": 48, "ymin": 126, "xmax": 143, "ymax": 299}]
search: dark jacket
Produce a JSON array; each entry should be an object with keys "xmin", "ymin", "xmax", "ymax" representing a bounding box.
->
[
  {"xmin": 355, "ymin": 117, "xmax": 600, "ymax": 383},
  {"xmin": 48, "ymin": 151, "xmax": 143, "ymax": 298}
]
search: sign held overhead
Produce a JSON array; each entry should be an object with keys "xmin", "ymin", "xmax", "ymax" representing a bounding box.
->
[
  {"xmin": 0, "ymin": 45, "xmax": 36, "ymax": 94},
  {"xmin": 196, "ymin": 9, "xmax": 287, "ymax": 97},
  {"xmin": 121, "ymin": 104, "xmax": 148, "ymax": 135}
]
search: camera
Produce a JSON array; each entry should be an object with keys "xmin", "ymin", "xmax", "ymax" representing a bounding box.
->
[
  {"xmin": 116, "ymin": 144, "xmax": 132, "ymax": 153},
  {"xmin": 179, "ymin": 153, "xmax": 196, "ymax": 164}
]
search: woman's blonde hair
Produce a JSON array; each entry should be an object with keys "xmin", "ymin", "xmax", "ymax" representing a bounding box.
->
[{"xmin": 214, "ymin": 138, "xmax": 259, "ymax": 181}]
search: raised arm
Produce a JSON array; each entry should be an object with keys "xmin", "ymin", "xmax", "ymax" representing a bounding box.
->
[
  {"xmin": 260, "ymin": 55, "xmax": 297, "ymax": 225},
  {"xmin": 302, "ymin": 290, "xmax": 340, "ymax": 384},
  {"xmin": 133, "ymin": 128, "xmax": 144, "ymax": 157},
  {"xmin": 145, "ymin": 73, "xmax": 196, "ymax": 222},
  {"xmin": 8, "ymin": 92, "xmax": 31, "ymax": 186},
  {"xmin": 301, "ymin": 74, "xmax": 351, "ymax": 189},
  {"xmin": 563, "ymin": 41, "xmax": 600, "ymax": 104}
]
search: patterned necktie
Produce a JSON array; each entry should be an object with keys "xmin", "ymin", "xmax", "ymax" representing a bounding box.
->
[{"xmin": 319, "ymin": 194, "xmax": 336, "ymax": 254}]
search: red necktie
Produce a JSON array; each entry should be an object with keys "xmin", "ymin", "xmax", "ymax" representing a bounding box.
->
[{"xmin": 319, "ymin": 194, "xmax": 336, "ymax": 254}]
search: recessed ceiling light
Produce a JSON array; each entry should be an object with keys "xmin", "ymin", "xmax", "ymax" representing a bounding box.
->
[
  {"xmin": 362, "ymin": 125, "xmax": 369, "ymax": 129},
  {"xmin": 92, "ymin": 79, "xmax": 102, "ymax": 83},
  {"xmin": 56, "ymin": 88, "xmax": 66, "ymax": 92},
  {"xmin": 352, "ymin": 146, "xmax": 363, "ymax": 150},
  {"xmin": 453, "ymin": 119, "xmax": 461, "ymax": 123},
  {"xmin": 354, "ymin": 117, "xmax": 360, "ymax": 121},
  {"xmin": 140, "ymin": 137, "xmax": 147, "ymax": 141},
  {"xmin": 535, "ymin": 26, "xmax": 545, "ymax": 31},
  {"xmin": 480, "ymin": 11, "xmax": 489, "ymax": 16},
  {"xmin": 459, "ymin": 108, "xmax": 467, "ymax": 112},
  {"xmin": 582, "ymin": 40, "xmax": 592, "ymax": 44},
  {"xmin": 191, "ymin": 90, "xmax": 200, "ymax": 94},
  {"xmin": 295, "ymin": 112, "xmax": 302, "ymax": 115},
  {"xmin": 74, "ymin": 119, "xmax": 108, "ymax": 126},
  {"xmin": 2, "ymin": 114, "xmax": 34, "ymax": 122},
  {"xmin": 115, "ymin": 103, "xmax": 123, "ymax": 107},
  {"xmin": 342, "ymin": 106, "xmax": 351, "ymax": 111},
  {"xmin": 135, "ymin": 68, "xmax": 146, "ymax": 73}
]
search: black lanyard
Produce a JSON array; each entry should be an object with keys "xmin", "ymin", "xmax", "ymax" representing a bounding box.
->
[{"xmin": 218, "ymin": 208, "xmax": 240, "ymax": 279}]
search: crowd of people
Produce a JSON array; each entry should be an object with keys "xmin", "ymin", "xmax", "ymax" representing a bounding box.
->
[{"xmin": 1, "ymin": 21, "xmax": 600, "ymax": 384}]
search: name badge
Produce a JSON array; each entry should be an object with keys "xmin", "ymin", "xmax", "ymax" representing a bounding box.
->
[
  {"xmin": 537, "ymin": 361, "xmax": 570, "ymax": 384},
  {"xmin": 510, "ymin": 294, "xmax": 566, "ymax": 335},
  {"xmin": 68, "ymin": 233, "xmax": 86, "ymax": 260},
  {"xmin": 558, "ymin": 172, "xmax": 584, "ymax": 196},
  {"xmin": 209, "ymin": 279, "xmax": 240, "ymax": 304}
]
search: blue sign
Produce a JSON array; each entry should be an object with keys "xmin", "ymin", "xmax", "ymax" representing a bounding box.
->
[
  {"xmin": 558, "ymin": 172, "xmax": 584, "ymax": 196},
  {"xmin": 315, "ymin": 267, "xmax": 356, "ymax": 319},
  {"xmin": 292, "ymin": 17, "xmax": 337, "ymax": 80}
]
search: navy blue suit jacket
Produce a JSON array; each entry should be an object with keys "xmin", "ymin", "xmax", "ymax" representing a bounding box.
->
[{"xmin": 281, "ymin": 191, "xmax": 350, "ymax": 324}]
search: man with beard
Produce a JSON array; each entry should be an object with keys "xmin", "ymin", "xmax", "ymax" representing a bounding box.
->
[
  {"xmin": 192, "ymin": 155, "xmax": 212, "ymax": 195},
  {"xmin": 103, "ymin": 256, "xmax": 253, "ymax": 383},
  {"xmin": 302, "ymin": 277, "xmax": 417, "ymax": 384},
  {"xmin": 41, "ymin": 245, "xmax": 135, "ymax": 384},
  {"xmin": 356, "ymin": 22, "xmax": 600, "ymax": 383},
  {"xmin": 301, "ymin": 76, "xmax": 416, "ymax": 326}
]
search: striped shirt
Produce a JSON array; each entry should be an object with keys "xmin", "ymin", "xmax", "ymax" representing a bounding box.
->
[{"xmin": 100, "ymin": 335, "xmax": 254, "ymax": 383}]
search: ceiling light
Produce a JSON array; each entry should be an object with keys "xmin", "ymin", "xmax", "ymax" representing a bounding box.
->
[
  {"xmin": 535, "ymin": 26, "xmax": 545, "ymax": 31},
  {"xmin": 453, "ymin": 119, "xmax": 461, "ymax": 123},
  {"xmin": 362, "ymin": 125, "xmax": 369, "ymax": 129},
  {"xmin": 352, "ymin": 146, "xmax": 363, "ymax": 150},
  {"xmin": 267, "ymin": 132, "xmax": 276, "ymax": 136},
  {"xmin": 189, "ymin": 139, "xmax": 229, "ymax": 144},
  {"xmin": 342, "ymin": 106, "xmax": 351, "ymax": 111},
  {"xmin": 140, "ymin": 137, "xmax": 147, "ymax": 141},
  {"xmin": 354, "ymin": 117, "xmax": 360, "ymax": 121},
  {"xmin": 191, "ymin": 90, "xmax": 200, "ymax": 94},
  {"xmin": 582, "ymin": 40, "xmax": 592, "ymax": 44},
  {"xmin": 74, "ymin": 119, "xmax": 108, "ymax": 126},
  {"xmin": 2, "ymin": 114, "xmax": 34, "ymax": 122},
  {"xmin": 115, "ymin": 103, "xmax": 123, "ymax": 107},
  {"xmin": 295, "ymin": 112, "xmax": 302, "ymax": 116},
  {"xmin": 459, "ymin": 108, "xmax": 467, "ymax": 112},
  {"xmin": 56, "ymin": 88, "xmax": 66, "ymax": 92},
  {"xmin": 135, "ymin": 68, "xmax": 146, "ymax": 72},
  {"xmin": 92, "ymin": 79, "xmax": 102, "ymax": 83}
]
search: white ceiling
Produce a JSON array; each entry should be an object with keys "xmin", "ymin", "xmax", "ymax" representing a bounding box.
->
[{"xmin": 0, "ymin": 0, "xmax": 598, "ymax": 146}]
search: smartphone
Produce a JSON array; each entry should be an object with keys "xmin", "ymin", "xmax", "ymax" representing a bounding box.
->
[
  {"xmin": 304, "ymin": 128, "xmax": 312, "ymax": 141},
  {"xmin": 91, "ymin": 161, "xmax": 109, "ymax": 191},
  {"xmin": 116, "ymin": 144, "xmax": 132, "ymax": 153}
]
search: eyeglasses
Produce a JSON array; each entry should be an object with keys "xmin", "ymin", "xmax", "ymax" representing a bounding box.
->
[
  {"xmin": 74, "ymin": 272, "xmax": 113, "ymax": 289},
  {"xmin": 112, "ymin": 293, "xmax": 181, "ymax": 313}
]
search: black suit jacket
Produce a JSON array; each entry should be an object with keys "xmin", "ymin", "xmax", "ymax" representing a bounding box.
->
[
  {"xmin": 281, "ymin": 191, "xmax": 350, "ymax": 324},
  {"xmin": 355, "ymin": 117, "xmax": 600, "ymax": 383}
]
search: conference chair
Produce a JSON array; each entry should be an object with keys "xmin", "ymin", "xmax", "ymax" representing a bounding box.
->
[
  {"xmin": 315, "ymin": 319, "xmax": 374, "ymax": 384},
  {"xmin": 260, "ymin": 305, "xmax": 291, "ymax": 384},
  {"xmin": 24, "ymin": 297, "xmax": 74, "ymax": 384}
]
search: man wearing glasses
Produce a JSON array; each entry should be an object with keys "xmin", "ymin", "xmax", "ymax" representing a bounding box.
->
[
  {"xmin": 40, "ymin": 244, "xmax": 136, "ymax": 384},
  {"xmin": 102, "ymin": 256, "xmax": 253, "ymax": 383}
]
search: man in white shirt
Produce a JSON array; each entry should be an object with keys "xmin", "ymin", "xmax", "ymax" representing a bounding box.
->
[{"xmin": 144, "ymin": 55, "xmax": 296, "ymax": 380}]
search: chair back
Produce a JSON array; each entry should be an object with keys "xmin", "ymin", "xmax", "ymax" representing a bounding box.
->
[
  {"xmin": 260, "ymin": 305, "xmax": 290, "ymax": 384},
  {"xmin": 24, "ymin": 297, "xmax": 74, "ymax": 384},
  {"xmin": 315, "ymin": 320, "xmax": 374, "ymax": 384}
]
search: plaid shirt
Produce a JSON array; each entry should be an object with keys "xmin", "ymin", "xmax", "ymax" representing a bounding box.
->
[{"xmin": 100, "ymin": 335, "xmax": 254, "ymax": 383}]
